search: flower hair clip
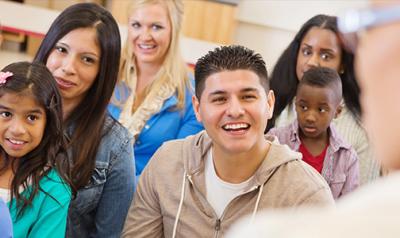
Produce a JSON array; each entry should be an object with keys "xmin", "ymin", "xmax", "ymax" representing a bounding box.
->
[{"xmin": 0, "ymin": 71, "xmax": 13, "ymax": 85}]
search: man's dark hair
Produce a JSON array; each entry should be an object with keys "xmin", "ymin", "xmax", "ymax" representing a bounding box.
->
[
  {"xmin": 298, "ymin": 67, "xmax": 342, "ymax": 103},
  {"xmin": 194, "ymin": 45, "xmax": 269, "ymax": 99}
]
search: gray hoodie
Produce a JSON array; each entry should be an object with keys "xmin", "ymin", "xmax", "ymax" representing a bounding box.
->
[{"xmin": 122, "ymin": 130, "xmax": 334, "ymax": 238}]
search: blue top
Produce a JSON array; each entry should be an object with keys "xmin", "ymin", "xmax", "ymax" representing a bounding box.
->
[
  {"xmin": 8, "ymin": 169, "xmax": 71, "ymax": 238},
  {"xmin": 66, "ymin": 115, "xmax": 136, "ymax": 238},
  {"xmin": 0, "ymin": 198, "xmax": 13, "ymax": 238},
  {"xmin": 108, "ymin": 81, "xmax": 203, "ymax": 176}
]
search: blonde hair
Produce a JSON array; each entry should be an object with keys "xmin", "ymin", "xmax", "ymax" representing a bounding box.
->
[{"xmin": 118, "ymin": 0, "xmax": 189, "ymax": 109}]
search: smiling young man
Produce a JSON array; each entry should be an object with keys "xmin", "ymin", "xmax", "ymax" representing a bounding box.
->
[
  {"xmin": 122, "ymin": 45, "xmax": 334, "ymax": 238},
  {"xmin": 228, "ymin": 3, "xmax": 400, "ymax": 238}
]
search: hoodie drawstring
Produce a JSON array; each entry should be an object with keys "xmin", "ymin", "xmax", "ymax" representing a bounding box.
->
[
  {"xmin": 249, "ymin": 183, "xmax": 264, "ymax": 224},
  {"xmin": 172, "ymin": 171, "xmax": 187, "ymax": 238}
]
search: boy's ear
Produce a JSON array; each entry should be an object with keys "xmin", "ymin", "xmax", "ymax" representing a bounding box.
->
[
  {"xmin": 267, "ymin": 90, "xmax": 275, "ymax": 119},
  {"xmin": 192, "ymin": 95, "xmax": 202, "ymax": 122},
  {"xmin": 335, "ymin": 104, "xmax": 343, "ymax": 118}
]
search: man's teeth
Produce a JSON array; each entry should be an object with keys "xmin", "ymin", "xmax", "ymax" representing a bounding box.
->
[
  {"xmin": 139, "ymin": 44, "xmax": 155, "ymax": 49},
  {"xmin": 9, "ymin": 139, "xmax": 24, "ymax": 145},
  {"xmin": 223, "ymin": 123, "xmax": 249, "ymax": 130}
]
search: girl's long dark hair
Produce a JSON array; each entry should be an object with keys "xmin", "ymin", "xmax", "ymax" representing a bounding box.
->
[
  {"xmin": 266, "ymin": 14, "xmax": 361, "ymax": 132},
  {"xmin": 34, "ymin": 3, "xmax": 121, "ymax": 189},
  {"xmin": 0, "ymin": 61, "xmax": 71, "ymax": 216}
]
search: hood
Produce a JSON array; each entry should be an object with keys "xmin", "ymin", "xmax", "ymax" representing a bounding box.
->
[{"xmin": 181, "ymin": 130, "xmax": 302, "ymax": 185}]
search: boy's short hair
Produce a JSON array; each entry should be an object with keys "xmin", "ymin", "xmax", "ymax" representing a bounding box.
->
[
  {"xmin": 298, "ymin": 67, "xmax": 343, "ymax": 103},
  {"xmin": 194, "ymin": 45, "xmax": 269, "ymax": 99}
]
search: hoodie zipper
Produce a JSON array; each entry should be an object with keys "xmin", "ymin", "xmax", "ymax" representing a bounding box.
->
[
  {"xmin": 212, "ymin": 185, "xmax": 261, "ymax": 238},
  {"xmin": 187, "ymin": 174, "xmax": 264, "ymax": 238},
  {"xmin": 187, "ymin": 174, "xmax": 223, "ymax": 238},
  {"xmin": 214, "ymin": 218, "xmax": 221, "ymax": 238}
]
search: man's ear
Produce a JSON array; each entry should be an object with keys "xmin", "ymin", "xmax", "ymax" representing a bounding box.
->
[
  {"xmin": 0, "ymin": 34, "xmax": 3, "ymax": 48},
  {"xmin": 267, "ymin": 90, "xmax": 275, "ymax": 119},
  {"xmin": 335, "ymin": 104, "xmax": 343, "ymax": 118},
  {"xmin": 339, "ymin": 64, "xmax": 345, "ymax": 74},
  {"xmin": 192, "ymin": 95, "xmax": 202, "ymax": 122}
]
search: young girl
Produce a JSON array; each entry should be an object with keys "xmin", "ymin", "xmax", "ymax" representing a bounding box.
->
[{"xmin": 0, "ymin": 61, "xmax": 71, "ymax": 238}]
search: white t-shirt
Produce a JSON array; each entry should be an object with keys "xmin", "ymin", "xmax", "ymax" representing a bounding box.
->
[
  {"xmin": 0, "ymin": 188, "xmax": 10, "ymax": 203},
  {"xmin": 205, "ymin": 148, "xmax": 253, "ymax": 218}
]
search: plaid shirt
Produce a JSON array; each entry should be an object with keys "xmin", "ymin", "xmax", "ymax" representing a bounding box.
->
[{"xmin": 268, "ymin": 120, "xmax": 360, "ymax": 200}]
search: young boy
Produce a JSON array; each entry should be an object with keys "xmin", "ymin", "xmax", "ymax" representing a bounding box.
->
[
  {"xmin": 122, "ymin": 46, "xmax": 334, "ymax": 238},
  {"xmin": 269, "ymin": 67, "xmax": 359, "ymax": 199}
]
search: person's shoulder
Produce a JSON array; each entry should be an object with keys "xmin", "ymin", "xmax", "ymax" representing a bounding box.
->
[
  {"xmin": 41, "ymin": 169, "xmax": 68, "ymax": 187},
  {"xmin": 272, "ymin": 159, "xmax": 333, "ymax": 204},
  {"xmin": 94, "ymin": 114, "xmax": 134, "ymax": 165},
  {"xmin": 268, "ymin": 125, "xmax": 290, "ymax": 137},
  {"xmin": 268, "ymin": 142, "xmax": 330, "ymax": 191},
  {"xmin": 40, "ymin": 169, "xmax": 71, "ymax": 204},
  {"xmin": 102, "ymin": 114, "xmax": 133, "ymax": 146},
  {"xmin": 147, "ymin": 130, "xmax": 207, "ymax": 168},
  {"xmin": 140, "ymin": 131, "xmax": 208, "ymax": 192},
  {"xmin": 267, "ymin": 121, "xmax": 297, "ymax": 142},
  {"xmin": 329, "ymin": 124, "xmax": 354, "ymax": 152},
  {"xmin": 286, "ymin": 160, "xmax": 328, "ymax": 186},
  {"xmin": 338, "ymin": 172, "xmax": 400, "ymax": 210},
  {"xmin": 155, "ymin": 130, "xmax": 205, "ymax": 156}
]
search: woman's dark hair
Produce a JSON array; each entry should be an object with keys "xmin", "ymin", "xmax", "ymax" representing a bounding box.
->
[
  {"xmin": 0, "ymin": 61, "xmax": 69, "ymax": 216},
  {"xmin": 34, "ymin": 3, "xmax": 121, "ymax": 189},
  {"xmin": 266, "ymin": 14, "xmax": 360, "ymax": 132}
]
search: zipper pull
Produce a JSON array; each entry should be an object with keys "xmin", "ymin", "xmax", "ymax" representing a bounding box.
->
[{"xmin": 215, "ymin": 219, "xmax": 221, "ymax": 231}]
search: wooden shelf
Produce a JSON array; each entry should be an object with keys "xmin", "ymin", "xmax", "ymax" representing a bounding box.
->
[{"xmin": 3, "ymin": 31, "xmax": 25, "ymax": 43}]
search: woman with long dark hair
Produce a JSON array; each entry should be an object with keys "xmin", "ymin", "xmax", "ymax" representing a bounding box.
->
[{"xmin": 34, "ymin": 3, "xmax": 135, "ymax": 237}]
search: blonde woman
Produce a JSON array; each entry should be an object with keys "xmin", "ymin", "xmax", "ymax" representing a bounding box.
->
[{"xmin": 108, "ymin": 0, "xmax": 203, "ymax": 177}]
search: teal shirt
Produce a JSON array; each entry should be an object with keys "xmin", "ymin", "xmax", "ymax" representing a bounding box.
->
[{"xmin": 8, "ymin": 169, "xmax": 71, "ymax": 238}]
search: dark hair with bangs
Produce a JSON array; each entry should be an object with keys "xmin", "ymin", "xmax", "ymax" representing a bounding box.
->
[
  {"xmin": 194, "ymin": 45, "xmax": 269, "ymax": 100},
  {"xmin": 0, "ymin": 61, "xmax": 70, "ymax": 216},
  {"xmin": 267, "ymin": 14, "xmax": 360, "ymax": 131},
  {"xmin": 34, "ymin": 3, "xmax": 121, "ymax": 189}
]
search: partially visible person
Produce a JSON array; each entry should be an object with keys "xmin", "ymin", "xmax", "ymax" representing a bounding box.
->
[
  {"xmin": 227, "ymin": 2, "xmax": 400, "ymax": 238},
  {"xmin": 108, "ymin": 0, "xmax": 203, "ymax": 177},
  {"xmin": 267, "ymin": 14, "xmax": 379, "ymax": 185},
  {"xmin": 269, "ymin": 67, "xmax": 359, "ymax": 199},
  {"xmin": 0, "ymin": 62, "xmax": 71, "ymax": 238},
  {"xmin": 0, "ymin": 198, "xmax": 13, "ymax": 238},
  {"xmin": 34, "ymin": 3, "xmax": 135, "ymax": 237},
  {"xmin": 121, "ymin": 45, "xmax": 334, "ymax": 238},
  {"xmin": 0, "ymin": 23, "xmax": 3, "ymax": 47}
]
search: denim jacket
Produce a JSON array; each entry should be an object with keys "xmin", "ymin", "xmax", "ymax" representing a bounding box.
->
[
  {"xmin": 268, "ymin": 120, "xmax": 359, "ymax": 200},
  {"xmin": 66, "ymin": 114, "xmax": 135, "ymax": 238}
]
